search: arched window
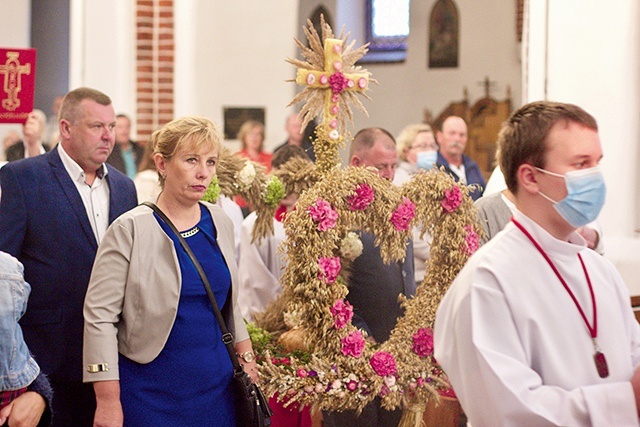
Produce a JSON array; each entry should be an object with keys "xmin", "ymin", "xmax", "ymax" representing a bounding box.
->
[{"xmin": 363, "ymin": 0, "xmax": 410, "ymax": 63}]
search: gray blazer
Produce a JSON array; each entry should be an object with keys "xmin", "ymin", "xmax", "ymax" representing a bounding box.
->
[{"xmin": 83, "ymin": 202, "xmax": 247, "ymax": 382}]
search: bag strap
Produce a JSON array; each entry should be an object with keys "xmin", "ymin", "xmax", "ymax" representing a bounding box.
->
[{"xmin": 141, "ymin": 201, "xmax": 244, "ymax": 373}]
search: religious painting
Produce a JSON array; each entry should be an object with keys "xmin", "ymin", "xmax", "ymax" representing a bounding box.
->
[
  {"xmin": 428, "ymin": 0, "xmax": 459, "ymax": 68},
  {"xmin": 0, "ymin": 47, "xmax": 37, "ymax": 123},
  {"xmin": 223, "ymin": 107, "xmax": 265, "ymax": 140}
]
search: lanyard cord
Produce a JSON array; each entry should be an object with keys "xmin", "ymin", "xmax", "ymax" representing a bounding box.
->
[{"xmin": 511, "ymin": 218, "xmax": 597, "ymax": 339}]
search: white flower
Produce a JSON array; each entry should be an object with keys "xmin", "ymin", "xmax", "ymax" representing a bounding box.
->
[
  {"xmin": 384, "ymin": 375, "xmax": 396, "ymax": 388},
  {"xmin": 340, "ymin": 232, "xmax": 363, "ymax": 260},
  {"xmin": 237, "ymin": 162, "xmax": 256, "ymax": 190}
]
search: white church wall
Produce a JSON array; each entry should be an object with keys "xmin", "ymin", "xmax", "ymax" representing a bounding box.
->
[
  {"xmin": 174, "ymin": 0, "xmax": 300, "ymax": 152},
  {"xmin": 524, "ymin": 0, "xmax": 640, "ymax": 293}
]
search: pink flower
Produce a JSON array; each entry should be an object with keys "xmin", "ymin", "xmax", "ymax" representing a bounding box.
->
[
  {"xmin": 442, "ymin": 186, "xmax": 463, "ymax": 213},
  {"xmin": 329, "ymin": 72, "xmax": 348, "ymax": 94},
  {"xmin": 308, "ymin": 198, "xmax": 339, "ymax": 231},
  {"xmin": 390, "ymin": 197, "xmax": 415, "ymax": 231},
  {"xmin": 341, "ymin": 330, "xmax": 365, "ymax": 358},
  {"xmin": 346, "ymin": 380, "xmax": 358, "ymax": 391},
  {"xmin": 318, "ymin": 257, "xmax": 341, "ymax": 284},
  {"xmin": 330, "ymin": 299, "xmax": 354, "ymax": 329},
  {"xmin": 464, "ymin": 225, "xmax": 480, "ymax": 255},
  {"xmin": 347, "ymin": 184, "xmax": 375, "ymax": 211},
  {"xmin": 412, "ymin": 328, "xmax": 434, "ymax": 357},
  {"xmin": 369, "ymin": 351, "xmax": 397, "ymax": 377},
  {"xmin": 297, "ymin": 369, "xmax": 308, "ymax": 378}
]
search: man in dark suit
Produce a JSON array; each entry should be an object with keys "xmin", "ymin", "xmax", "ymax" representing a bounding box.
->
[
  {"xmin": 323, "ymin": 128, "xmax": 415, "ymax": 427},
  {"xmin": 0, "ymin": 87, "xmax": 138, "ymax": 426},
  {"xmin": 436, "ymin": 115, "xmax": 486, "ymax": 201},
  {"xmin": 106, "ymin": 113, "xmax": 144, "ymax": 179}
]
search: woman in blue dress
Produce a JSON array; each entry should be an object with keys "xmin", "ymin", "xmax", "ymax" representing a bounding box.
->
[{"xmin": 83, "ymin": 116, "xmax": 258, "ymax": 426}]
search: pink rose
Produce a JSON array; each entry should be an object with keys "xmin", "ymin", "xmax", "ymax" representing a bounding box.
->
[
  {"xmin": 347, "ymin": 183, "xmax": 375, "ymax": 211},
  {"xmin": 329, "ymin": 72, "xmax": 348, "ymax": 94},
  {"xmin": 411, "ymin": 328, "xmax": 434, "ymax": 357},
  {"xmin": 341, "ymin": 330, "xmax": 365, "ymax": 358},
  {"xmin": 442, "ymin": 186, "xmax": 462, "ymax": 213},
  {"xmin": 318, "ymin": 257, "xmax": 341, "ymax": 284},
  {"xmin": 464, "ymin": 225, "xmax": 480, "ymax": 255},
  {"xmin": 390, "ymin": 197, "xmax": 415, "ymax": 231},
  {"xmin": 330, "ymin": 299, "xmax": 354, "ymax": 329},
  {"xmin": 369, "ymin": 351, "xmax": 397, "ymax": 377},
  {"xmin": 308, "ymin": 198, "xmax": 339, "ymax": 231}
]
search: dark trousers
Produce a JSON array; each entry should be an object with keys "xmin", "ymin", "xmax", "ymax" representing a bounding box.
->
[
  {"xmin": 49, "ymin": 379, "xmax": 96, "ymax": 427},
  {"xmin": 322, "ymin": 397, "xmax": 402, "ymax": 427}
]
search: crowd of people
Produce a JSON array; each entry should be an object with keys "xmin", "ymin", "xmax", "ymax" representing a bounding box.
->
[{"xmin": 0, "ymin": 87, "xmax": 638, "ymax": 427}]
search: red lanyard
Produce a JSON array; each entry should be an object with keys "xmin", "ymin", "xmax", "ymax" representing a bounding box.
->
[
  {"xmin": 511, "ymin": 218, "xmax": 597, "ymax": 337},
  {"xmin": 511, "ymin": 218, "xmax": 609, "ymax": 378}
]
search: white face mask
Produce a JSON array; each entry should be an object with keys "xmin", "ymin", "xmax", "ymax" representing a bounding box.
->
[
  {"xmin": 416, "ymin": 150, "xmax": 437, "ymax": 171},
  {"xmin": 536, "ymin": 166, "xmax": 607, "ymax": 227}
]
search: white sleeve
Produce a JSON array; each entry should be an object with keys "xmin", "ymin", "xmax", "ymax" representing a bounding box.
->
[{"xmin": 237, "ymin": 216, "xmax": 280, "ymax": 321}]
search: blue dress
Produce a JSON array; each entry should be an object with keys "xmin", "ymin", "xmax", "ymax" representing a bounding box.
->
[{"xmin": 119, "ymin": 205, "xmax": 236, "ymax": 426}]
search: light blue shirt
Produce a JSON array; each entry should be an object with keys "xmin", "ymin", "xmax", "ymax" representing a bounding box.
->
[{"xmin": 0, "ymin": 252, "xmax": 40, "ymax": 391}]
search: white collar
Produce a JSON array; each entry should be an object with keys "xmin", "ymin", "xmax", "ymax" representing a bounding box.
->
[{"xmin": 57, "ymin": 144, "xmax": 108, "ymax": 182}]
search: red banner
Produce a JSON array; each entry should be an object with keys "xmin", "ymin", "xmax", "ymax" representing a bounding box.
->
[{"xmin": 0, "ymin": 48, "xmax": 37, "ymax": 124}]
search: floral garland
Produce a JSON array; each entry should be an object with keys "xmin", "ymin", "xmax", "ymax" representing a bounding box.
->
[
  {"xmin": 257, "ymin": 166, "xmax": 482, "ymax": 414},
  {"xmin": 206, "ymin": 15, "xmax": 483, "ymax": 421}
]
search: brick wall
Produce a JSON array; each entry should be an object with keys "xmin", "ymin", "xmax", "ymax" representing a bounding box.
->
[{"xmin": 136, "ymin": 0, "xmax": 174, "ymax": 145}]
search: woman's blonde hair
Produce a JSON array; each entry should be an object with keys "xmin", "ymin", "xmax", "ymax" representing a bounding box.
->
[
  {"xmin": 150, "ymin": 116, "xmax": 221, "ymax": 186},
  {"xmin": 237, "ymin": 120, "xmax": 265, "ymax": 151},
  {"xmin": 396, "ymin": 124, "xmax": 434, "ymax": 162}
]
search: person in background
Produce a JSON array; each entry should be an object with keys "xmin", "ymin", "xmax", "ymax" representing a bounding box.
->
[
  {"xmin": 393, "ymin": 123, "xmax": 439, "ymax": 286},
  {"xmin": 235, "ymin": 120, "xmax": 272, "ymax": 216},
  {"xmin": 84, "ymin": 116, "xmax": 256, "ymax": 426},
  {"xmin": 107, "ymin": 114, "xmax": 145, "ymax": 179},
  {"xmin": 5, "ymin": 110, "xmax": 49, "ymax": 162},
  {"xmin": 273, "ymin": 113, "xmax": 317, "ymax": 162},
  {"xmin": 0, "ymin": 251, "xmax": 52, "ymax": 427},
  {"xmin": 238, "ymin": 144, "xmax": 310, "ymax": 321},
  {"xmin": 133, "ymin": 140, "xmax": 160, "ymax": 203},
  {"xmin": 436, "ymin": 116, "xmax": 485, "ymax": 201},
  {"xmin": 1, "ymin": 130, "xmax": 21, "ymax": 161},
  {"xmin": 0, "ymin": 87, "xmax": 138, "ymax": 427},
  {"xmin": 393, "ymin": 123, "xmax": 439, "ymax": 185},
  {"xmin": 323, "ymin": 128, "xmax": 415, "ymax": 427},
  {"xmin": 44, "ymin": 96, "xmax": 64, "ymax": 148},
  {"xmin": 235, "ymin": 120, "xmax": 272, "ymax": 171},
  {"xmin": 435, "ymin": 100, "xmax": 640, "ymax": 425}
]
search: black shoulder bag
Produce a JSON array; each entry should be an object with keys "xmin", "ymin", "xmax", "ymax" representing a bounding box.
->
[{"xmin": 143, "ymin": 202, "xmax": 273, "ymax": 427}]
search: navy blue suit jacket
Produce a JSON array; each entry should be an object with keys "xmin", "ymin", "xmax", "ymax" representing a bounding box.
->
[
  {"xmin": 0, "ymin": 147, "xmax": 137, "ymax": 382},
  {"xmin": 436, "ymin": 152, "xmax": 486, "ymax": 201}
]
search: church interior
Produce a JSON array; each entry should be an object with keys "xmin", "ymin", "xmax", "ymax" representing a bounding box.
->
[{"xmin": 1, "ymin": 0, "xmax": 640, "ymax": 424}]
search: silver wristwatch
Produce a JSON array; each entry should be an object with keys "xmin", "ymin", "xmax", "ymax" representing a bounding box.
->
[{"xmin": 236, "ymin": 350, "xmax": 255, "ymax": 363}]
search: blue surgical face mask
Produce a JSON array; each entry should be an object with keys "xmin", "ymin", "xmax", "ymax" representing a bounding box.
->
[
  {"xmin": 535, "ymin": 165, "xmax": 606, "ymax": 227},
  {"xmin": 416, "ymin": 150, "xmax": 438, "ymax": 171}
]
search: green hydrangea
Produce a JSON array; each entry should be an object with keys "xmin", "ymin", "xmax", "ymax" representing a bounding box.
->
[
  {"xmin": 262, "ymin": 176, "xmax": 285, "ymax": 208},
  {"xmin": 202, "ymin": 176, "xmax": 221, "ymax": 203}
]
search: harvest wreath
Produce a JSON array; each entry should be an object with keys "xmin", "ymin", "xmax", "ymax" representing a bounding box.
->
[{"xmin": 204, "ymin": 16, "xmax": 482, "ymax": 423}]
